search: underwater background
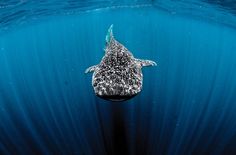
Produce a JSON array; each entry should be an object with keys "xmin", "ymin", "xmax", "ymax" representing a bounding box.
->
[{"xmin": 1, "ymin": 0, "xmax": 236, "ymax": 155}]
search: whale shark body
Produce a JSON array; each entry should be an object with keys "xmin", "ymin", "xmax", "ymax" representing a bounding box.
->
[{"xmin": 85, "ymin": 25, "xmax": 157, "ymax": 101}]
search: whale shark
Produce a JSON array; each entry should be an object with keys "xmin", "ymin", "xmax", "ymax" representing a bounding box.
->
[{"xmin": 85, "ymin": 25, "xmax": 157, "ymax": 101}]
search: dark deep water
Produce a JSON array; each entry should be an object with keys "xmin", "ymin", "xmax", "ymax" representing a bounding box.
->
[{"xmin": 1, "ymin": 0, "xmax": 236, "ymax": 155}]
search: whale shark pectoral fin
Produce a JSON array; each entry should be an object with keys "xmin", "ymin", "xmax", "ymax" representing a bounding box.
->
[
  {"xmin": 85, "ymin": 65, "xmax": 98, "ymax": 73},
  {"xmin": 105, "ymin": 24, "xmax": 114, "ymax": 44},
  {"xmin": 135, "ymin": 59, "xmax": 157, "ymax": 67}
]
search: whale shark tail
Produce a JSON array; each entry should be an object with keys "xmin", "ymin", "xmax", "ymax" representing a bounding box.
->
[{"xmin": 105, "ymin": 24, "xmax": 114, "ymax": 44}]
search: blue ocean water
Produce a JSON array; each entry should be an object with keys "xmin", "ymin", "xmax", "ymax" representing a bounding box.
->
[{"xmin": 0, "ymin": 0, "xmax": 236, "ymax": 155}]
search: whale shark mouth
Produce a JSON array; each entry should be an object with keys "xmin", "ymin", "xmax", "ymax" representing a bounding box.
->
[{"xmin": 96, "ymin": 94, "xmax": 137, "ymax": 102}]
